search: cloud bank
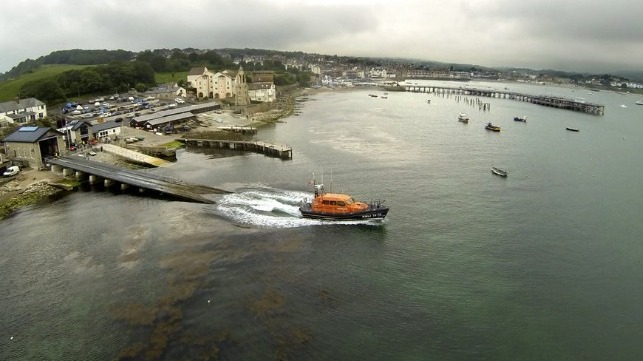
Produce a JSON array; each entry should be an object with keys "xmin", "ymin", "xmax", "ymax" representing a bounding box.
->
[{"xmin": 1, "ymin": 0, "xmax": 641, "ymax": 73}]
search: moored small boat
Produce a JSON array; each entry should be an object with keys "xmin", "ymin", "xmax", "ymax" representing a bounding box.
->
[
  {"xmin": 458, "ymin": 113, "xmax": 469, "ymax": 123},
  {"xmin": 299, "ymin": 174, "xmax": 389, "ymax": 220},
  {"xmin": 491, "ymin": 167, "xmax": 507, "ymax": 177},
  {"xmin": 566, "ymin": 127, "xmax": 580, "ymax": 132},
  {"xmin": 636, "ymin": 100, "xmax": 643, "ymax": 106},
  {"xmin": 485, "ymin": 122, "xmax": 501, "ymax": 132},
  {"xmin": 513, "ymin": 116, "xmax": 527, "ymax": 122}
]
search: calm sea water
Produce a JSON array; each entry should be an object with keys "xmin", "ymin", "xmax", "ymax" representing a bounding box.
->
[{"xmin": 1, "ymin": 80, "xmax": 642, "ymax": 360}]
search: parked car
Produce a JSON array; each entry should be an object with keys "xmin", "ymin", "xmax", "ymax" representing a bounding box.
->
[
  {"xmin": 3, "ymin": 166, "xmax": 20, "ymax": 177},
  {"xmin": 175, "ymin": 98, "xmax": 185, "ymax": 104}
]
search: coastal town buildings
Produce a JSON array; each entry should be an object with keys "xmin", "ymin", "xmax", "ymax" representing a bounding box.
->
[
  {"xmin": 187, "ymin": 66, "xmax": 251, "ymax": 105},
  {"xmin": 0, "ymin": 98, "xmax": 47, "ymax": 128},
  {"xmin": 56, "ymin": 119, "xmax": 91, "ymax": 147},
  {"xmin": 144, "ymin": 84, "xmax": 187, "ymax": 100},
  {"xmin": 187, "ymin": 67, "xmax": 217, "ymax": 99},
  {"xmin": 91, "ymin": 120, "xmax": 123, "ymax": 141}
]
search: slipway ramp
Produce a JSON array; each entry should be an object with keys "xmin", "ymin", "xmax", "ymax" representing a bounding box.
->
[{"xmin": 48, "ymin": 156, "xmax": 229, "ymax": 204}]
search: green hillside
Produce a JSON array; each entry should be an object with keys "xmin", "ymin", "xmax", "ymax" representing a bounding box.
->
[
  {"xmin": 1, "ymin": 66, "xmax": 190, "ymax": 103},
  {"xmin": 0, "ymin": 64, "xmax": 93, "ymax": 102},
  {"xmin": 155, "ymin": 71, "xmax": 188, "ymax": 84}
]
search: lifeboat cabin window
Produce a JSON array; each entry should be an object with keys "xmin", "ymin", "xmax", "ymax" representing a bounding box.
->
[{"xmin": 336, "ymin": 201, "xmax": 346, "ymax": 206}]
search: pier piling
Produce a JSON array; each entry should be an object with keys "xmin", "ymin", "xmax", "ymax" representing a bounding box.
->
[{"xmin": 394, "ymin": 85, "xmax": 604, "ymax": 115}]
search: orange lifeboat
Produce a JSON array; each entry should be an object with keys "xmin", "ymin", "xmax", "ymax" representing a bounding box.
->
[{"xmin": 299, "ymin": 176, "xmax": 389, "ymax": 220}]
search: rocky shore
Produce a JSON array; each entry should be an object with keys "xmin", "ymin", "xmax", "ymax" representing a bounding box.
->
[{"xmin": 0, "ymin": 172, "xmax": 70, "ymax": 219}]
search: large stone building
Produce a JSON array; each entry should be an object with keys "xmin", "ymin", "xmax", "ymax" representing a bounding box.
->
[
  {"xmin": 187, "ymin": 66, "xmax": 250, "ymax": 105},
  {"xmin": 0, "ymin": 98, "xmax": 47, "ymax": 128},
  {"xmin": 2, "ymin": 126, "xmax": 65, "ymax": 169}
]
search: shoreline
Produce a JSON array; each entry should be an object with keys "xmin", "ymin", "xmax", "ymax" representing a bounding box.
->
[
  {"xmin": 0, "ymin": 174, "xmax": 70, "ymax": 219},
  {"xmin": 0, "ymin": 84, "xmax": 385, "ymax": 219},
  {"xmin": 0, "ymin": 79, "xmax": 623, "ymax": 219},
  {"xmin": 0, "ymin": 85, "xmax": 328, "ymax": 219}
]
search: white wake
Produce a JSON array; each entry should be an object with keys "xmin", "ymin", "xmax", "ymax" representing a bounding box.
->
[{"xmin": 211, "ymin": 187, "xmax": 385, "ymax": 228}]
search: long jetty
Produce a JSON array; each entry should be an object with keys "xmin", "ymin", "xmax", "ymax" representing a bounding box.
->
[
  {"xmin": 48, "ymin": 156, "xmax": 229, "ymax": 203},
  {"xmin": 180, "ymin": 139, "xmax": 293, "ymax": 160},
  {"xmin": 395, "ymin": 85, "xmax": 605, "ymax": 115}
]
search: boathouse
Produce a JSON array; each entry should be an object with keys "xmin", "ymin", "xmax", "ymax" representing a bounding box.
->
[{"xmin": 2, "ymin": 126, "xmax": 65, "ymax": 169}]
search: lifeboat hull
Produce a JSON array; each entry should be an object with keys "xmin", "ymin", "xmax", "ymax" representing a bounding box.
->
[{"xmin": 299, "ymin": 204, "xmax": 389, "ymax": 220}]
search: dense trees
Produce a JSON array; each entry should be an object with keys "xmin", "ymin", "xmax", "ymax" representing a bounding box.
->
[
  {"xmin": 43, "ymin": 49, "xmax": 133, "ymax": 65},
  {"xmin": 136, "ymin": 49, "xmax": 228, "ymax": 73},
  {"xmin": 19, "ymin": 61, "xmax": 155, "ymax": 103},
  {"xmin": 19, "ymin": 78, "xmax": 66, "ymax": 104}
]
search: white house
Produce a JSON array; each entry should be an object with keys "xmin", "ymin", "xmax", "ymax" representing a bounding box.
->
[
  {"xmin": 248, "ymin": 83, "xmax": 276, "ymax": 102},
  {"xmin": 0, "ymin": 98, "xmax": 47, "ymax": 127},
  {"xmin": 369, "ymin": 68, "xmax": 388, "ymax": 78},
  {"xmin": 91, "ymin": 120, "xmax": 122, "ymax": 141},
  {"xmin": 246, "ymin": 72, "xmax": 276, "ymax": 103}
]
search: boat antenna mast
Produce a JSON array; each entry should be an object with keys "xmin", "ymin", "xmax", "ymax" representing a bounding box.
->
[{"xmin": 312, "ymin": 172, "xmax": 324, "ymax": 197}]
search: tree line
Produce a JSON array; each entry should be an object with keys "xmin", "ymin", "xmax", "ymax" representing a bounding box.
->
[
  {"xmin": 0, "ymin": 49, "xmax": 135, "ymax": 82},
  {"xmin": 19, "ymin": 61, "xmax": 156, "ymax": 104},
  {"xmin": 9, "ymin": 48, "xmax": 310, "ymax": 104}
]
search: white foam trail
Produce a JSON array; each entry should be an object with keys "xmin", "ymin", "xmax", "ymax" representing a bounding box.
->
[{"xmin": 211, "ymin": 187, "xmax": 385, "ymax": 228}]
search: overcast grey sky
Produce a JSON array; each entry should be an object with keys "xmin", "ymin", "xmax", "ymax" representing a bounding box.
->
[{"xmin": 2, "ymin": 0, "xmax": 642, "ymax": 74}]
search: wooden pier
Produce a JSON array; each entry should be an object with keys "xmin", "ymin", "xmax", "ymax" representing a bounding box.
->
[
  {"xmin": 394, "ymin": 85, "xmax": 605, "ymax": 115},
  {"xmin": 47, "ymin": 157, "xmax": 228, "ymax": 203},
  {"xmin": 180, "ymin": 138, "xmax": 293, "ymax": 160}
]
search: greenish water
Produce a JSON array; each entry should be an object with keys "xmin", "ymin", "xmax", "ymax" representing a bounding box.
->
[{"xmin": 1, "ymin": 81, "xmax": 642, "ymax": 360}]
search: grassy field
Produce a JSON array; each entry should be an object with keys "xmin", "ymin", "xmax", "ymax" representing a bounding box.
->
[
  {"xmin": 155, "ymin": 71, "xmax": 188, "ymax": 84},
  {"xmin": 0, "ymin": 67, "xmax": 188, "ymax": 103},
  {"xmin": 0, "ymin": 64, "xmax": 94, "ymax": 102}
]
